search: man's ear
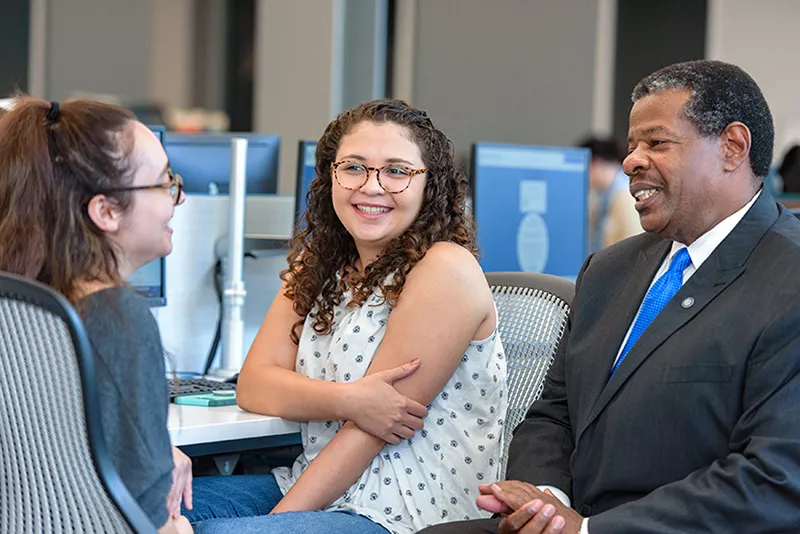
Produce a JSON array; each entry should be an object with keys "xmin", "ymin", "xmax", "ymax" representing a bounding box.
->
[
  {"xmin": 720, "ymin": 121, "xmax": 751, "ymax": 173},
  {"xmin": 86, "ymin": 194, "xmax": 123, "ymax": 233}
]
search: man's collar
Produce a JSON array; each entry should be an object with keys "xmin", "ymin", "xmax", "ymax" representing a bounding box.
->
[{"xmin": 669, "ymin": 190, "xmax": 762, "ymax": 270}]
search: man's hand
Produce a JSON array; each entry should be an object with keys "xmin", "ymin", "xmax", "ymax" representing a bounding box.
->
[
  {"xmin": 167, "ymin": 446, "xmax": 193, "ymax": 518},
  {"xmin": 477, "ymin": 480, "xmax": 540, "ymax": 514},
  {"xmin": 477, "ymin": 481, "xmax": 583, "ymax": 534}
]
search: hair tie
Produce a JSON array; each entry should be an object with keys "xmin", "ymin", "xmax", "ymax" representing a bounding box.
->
[{"xmin": 45, "ymin": 101, "xmax": 60, "ymax": 122}]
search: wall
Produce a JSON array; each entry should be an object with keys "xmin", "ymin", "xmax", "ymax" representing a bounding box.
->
[
  {"xmin": 148, "ymin": 0, "xmax": 195, "ymax": 109},
  {"xmin": 340, "ymin": 0, "xmax": 388, "ymax": 111},
  {"xmin": 38, "ymin": 0, "xmax": 610, "ymax": 187},
  {"xmin": 192, "ymin": 0, "xmax": 228, "ymax": 111},
  {"xmin": 46, "ymin": 0, "xmax": 150, "ymax": 101},
  {"xmin": 253, "ymin": 0, "xmax": 340, "ymax": 194},
  {"xmin": 707, "ymin": 0, "xmax": 800, "ymax": 162},
  {"xmin": 43, "ymin": 0, "xmax": 193, "ymax": 106},
  {"xmin": 409, "ymin": 0, "xmax": 600, "ymax": 162}
]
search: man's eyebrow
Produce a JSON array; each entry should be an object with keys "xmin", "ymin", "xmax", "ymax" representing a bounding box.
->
[
  {"xmin": 628, "ymin": 126, "xmax": 674, "ymax": 144},
  {"xmin": 644, "ymin": 126, "xmax": 672, "ymax": 134},
  {"xmin": 642, "ymin": 126, "xmax": 674, "ymax": 137}
]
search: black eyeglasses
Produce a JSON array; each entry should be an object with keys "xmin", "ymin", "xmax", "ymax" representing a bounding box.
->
[{"xmin": 104, "ymin": 167, "xmax": 184, "ymax": 206}]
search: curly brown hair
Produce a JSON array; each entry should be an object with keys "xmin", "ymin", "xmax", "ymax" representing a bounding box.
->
[
  {"xmin": 0, "ymin": 97, "xmax": 137, "ymax": 305},
  {"xmin": 283, "ymin": 99, "xmax": 477, "ymax": 344}
]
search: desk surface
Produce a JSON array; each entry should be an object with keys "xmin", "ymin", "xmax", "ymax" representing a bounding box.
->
[{"xmin": 168, "ymin": 404, "xmax": 301, "ymax": 450}]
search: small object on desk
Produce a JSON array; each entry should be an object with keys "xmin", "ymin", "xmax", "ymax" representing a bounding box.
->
[
  {"xmin": 168, "ymin": 376, "xmax": 237, "ymax": 401},
  {"xmin": 174, "ymin": 391, "xmax": 238, "ymax": 407}
]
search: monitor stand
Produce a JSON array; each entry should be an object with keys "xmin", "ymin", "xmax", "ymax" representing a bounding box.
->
[{"xmin": 208, "ymin": 138, "xmax": 249, "ymax": 380}]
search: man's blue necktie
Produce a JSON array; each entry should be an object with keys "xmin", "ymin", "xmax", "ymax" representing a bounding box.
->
[{"xmin": 610, "ymin": 247, "xmax": 692, "ymax": 377}]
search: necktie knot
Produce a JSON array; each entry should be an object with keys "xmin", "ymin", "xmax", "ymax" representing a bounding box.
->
[{"xmin": 668, "ymin": 248, "xmax": 692, "ymax": 274}]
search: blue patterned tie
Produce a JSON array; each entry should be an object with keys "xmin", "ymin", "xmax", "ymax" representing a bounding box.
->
[{"xmin": 610, "ymin": 248, "xmax": 692, "ymax": 377}]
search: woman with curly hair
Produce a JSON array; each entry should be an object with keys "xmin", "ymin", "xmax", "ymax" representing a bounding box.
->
[{"xmin": 187, "ymin": 100, "xmax": 507, "ymax": 534}]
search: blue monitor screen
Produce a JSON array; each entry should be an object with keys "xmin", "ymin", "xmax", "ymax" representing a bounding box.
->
[
  {"xmin": 128, "ymin": 124, "xmax": 168, "ymax": 307},
  {"xmin": 164, "ymin": 132, "xmax": 280, "ymax": 195},
  {"xmin": 472, "ymin": 143, "xmax": 589, "ymax": 280},
  {"xmin": 295, "ymin": 140, "xmax": 317, "ymax": 229},
  {"xmin": 146, "ymin": 124, "xmax": 165, "ymax": 144},
  {"xmin": 128, "ymin": 258, "xmax": 166, "ymax": 307}
]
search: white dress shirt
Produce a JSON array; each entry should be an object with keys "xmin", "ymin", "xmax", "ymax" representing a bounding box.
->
[{"xmin": 544, "ymin": 190, "xmax": 761, "ymax": 533}]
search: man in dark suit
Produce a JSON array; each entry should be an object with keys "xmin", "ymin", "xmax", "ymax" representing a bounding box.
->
[{"xmin": 421, "ymin": 60, "xmax": 800, "ymax": 533}]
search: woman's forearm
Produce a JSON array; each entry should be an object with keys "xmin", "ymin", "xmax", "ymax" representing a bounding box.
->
[
  {"xmin": 237, "ymin": 365, "xmax": 351, "ymax": 421},
  {"xmin": 272, "ymin": 421, "xmax": 384, "ymax": 513}
]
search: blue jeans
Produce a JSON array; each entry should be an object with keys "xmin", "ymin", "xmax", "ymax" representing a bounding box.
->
[{"xmin": 184, "ymin": 474, "xmax": 389, "ymax": 534}]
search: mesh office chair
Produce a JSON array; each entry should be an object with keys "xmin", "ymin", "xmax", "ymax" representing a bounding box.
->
[
  {"xmin": 0, "ymin": 272, "xmax": 157, "ymax": 533},
  {"xmin": 486, "ymin": 272, "xmax": 574, "ymax": 478}
]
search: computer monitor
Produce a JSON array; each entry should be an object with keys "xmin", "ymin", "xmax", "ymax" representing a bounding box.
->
[
  {"xmin": 148, "ymin": 124, "xmax": 165, "ymax": 144},
  {"xmin": 164, "ymin": 132, "xmax": 280, "ymax": 195},
  {"xmin": 128, "ymin": 259, "xmax": 166, "ymax": 307},
  {"xmin": 127, "ymin": 124, "xmax": 168, "ymax": 307},
  {"xmin": 130, "ymin": 105, "xmax": 166, "ymax": 126},
  {"xmin": 295, "ymin": 140, "xmax": 317, "ymax": 229},
  {"xmin": 471, "ymin": 142, "xmax": 590, "ymax": 279}
]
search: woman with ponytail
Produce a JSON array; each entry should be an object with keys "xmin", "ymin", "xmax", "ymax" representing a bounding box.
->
[{"xmin": 0, "ymin": 97, "xmax": 191, "ymax": 533}]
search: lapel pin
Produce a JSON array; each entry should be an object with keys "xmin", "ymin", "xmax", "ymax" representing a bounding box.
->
[{"xmin": 681, "ymin": 297, "xmax": 695, "ymax": 309}]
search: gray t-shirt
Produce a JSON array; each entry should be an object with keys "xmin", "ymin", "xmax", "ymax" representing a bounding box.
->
[{"xmin": 80, "ymin": 286, "xmax": 173, "ymax": 528}]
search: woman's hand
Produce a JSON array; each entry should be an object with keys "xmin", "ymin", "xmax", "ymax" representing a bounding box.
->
[
  {"xmin": 158, "ymin": 515, "xmax": 194, "ymax": 534},
  {"xmin": 167, "ymin": 446, "xmax": 193, "ymax": 518},
  {"xmin": 343, "ymin": 358, "xmax": 428, "ymax": 444}
]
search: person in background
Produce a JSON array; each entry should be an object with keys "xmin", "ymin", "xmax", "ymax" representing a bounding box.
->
[
  {"xmin": 778, "ymin": 144, "xmax": 800, "ymax": 193},
  {"xmin": 185, "ymin": 99, "xmax": 507, "ymax": 534},
  {"xmin": 0, "ymin": 97, "xmax": 192, "ymax": 534},
  {"xmin": 578, "ymin": 136, "xmax": 641, "ymax": 251}
]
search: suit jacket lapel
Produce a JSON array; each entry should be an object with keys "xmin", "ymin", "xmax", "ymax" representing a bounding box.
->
[
  {"xmin": 577, "ymin": 239, "xmax": 669, "ymax": 431},
  {"xmin": 579, "ymin": 190, "xmax": 780, "ymax": 438}
]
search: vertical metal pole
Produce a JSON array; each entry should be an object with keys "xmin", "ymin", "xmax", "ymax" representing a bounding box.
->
[{"xmin": 216, "ymin": 137, "xmax": 248, "ymax": 377}]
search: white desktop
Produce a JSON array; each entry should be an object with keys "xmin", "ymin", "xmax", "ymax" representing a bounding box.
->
[{"xmin": 168, "ymin": 403, "xmax": 300, "ymax": 448}]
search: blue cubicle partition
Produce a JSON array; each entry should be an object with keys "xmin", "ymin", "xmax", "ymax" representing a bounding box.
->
[
  {"xmin": 471, "ymin": 142, "xmax": 590, "ymax": 280},
  {"xmin": 295, "ymin": 140, "xmax": 317, "ymax": 230}
]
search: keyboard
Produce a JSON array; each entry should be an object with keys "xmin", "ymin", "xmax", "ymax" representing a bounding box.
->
[{"xmin": 168, "ymin": 377, "xmax": 237, "ymax": 400}]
